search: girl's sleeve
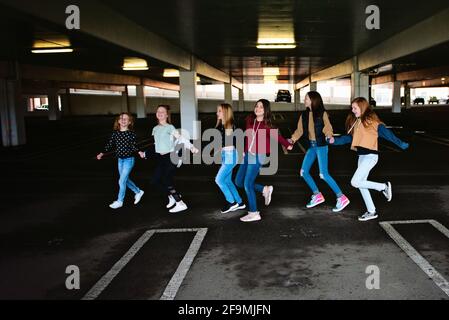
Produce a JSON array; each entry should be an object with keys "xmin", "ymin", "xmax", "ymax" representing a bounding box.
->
[
  {"xmin": 322, "ymin": 112, "xmax": 334, "ymax": 138},
  {"xmin": 290, "ymin": 115, "xmax": 303, "ymax": 142},
  {"xmin": 103, "ymin": 132, "xmax": 115, "ymax": 152},
  {"xmin": 331, "ymin": 135, "xmax": 353, "ymax": 146},
  {"xmin": 276, "ymin": 131, "xmax": 292, "ymax": 148},
  {"xmin": 378, "ymin": 124, "xmax": 409, "ymax": 150},
  {"xmin": 130, "ymin": 131, "xmax": 140, "ymax": 153}
]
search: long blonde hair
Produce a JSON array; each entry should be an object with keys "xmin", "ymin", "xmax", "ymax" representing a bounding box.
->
[
  {"xmin": 113, "ymin": 112, "xmax": 134, "ymax": 130},
  {"xmin": 345, "ymin": 97, "xmax": 381, "ymax": 134},
  {"xmin": 216, "ymin": 103, "xmax": 234, "ymax": 129}
]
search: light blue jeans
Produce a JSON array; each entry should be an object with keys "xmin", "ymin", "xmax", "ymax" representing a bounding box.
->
[
  {"xmin": 117, "ymin": 157, "xmax": 140, "ymax": 202},
  {"xmin": 215, "ymin": 149, "xmax": 242, "ymax": 204},
  {"xmin": 235, "ymin": 153, "xmax": 266, "ymax": 212},
  {"xmin": 351, "ymin": 154, "xmax": 385, "ymax": 213},
  {"xmin": 301, "ymin": 141, "xmax": 343, "ymax": 198}
]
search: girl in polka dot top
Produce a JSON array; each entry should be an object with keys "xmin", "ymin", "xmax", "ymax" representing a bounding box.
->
[{"xmin": 97, "ymin": 113, "xmax": 146, "ymax": 210}]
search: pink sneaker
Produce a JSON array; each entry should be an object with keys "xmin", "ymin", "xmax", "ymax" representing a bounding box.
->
[
  {"xmin": 306, "ymin": 193, "xmax": 325, "ymax": 208},
  {"xmin": 332, "ymin": 195, "xmax": 350, "ymax": 213}
]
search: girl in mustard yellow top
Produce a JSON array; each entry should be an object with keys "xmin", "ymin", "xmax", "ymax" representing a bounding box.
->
[{"xmin": 329, "ymin": 97, "xmax": 409, "ymax": 222}]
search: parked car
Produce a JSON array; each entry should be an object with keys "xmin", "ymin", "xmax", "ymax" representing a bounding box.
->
[
  {"xmin": 35, "ymin": 104, "xmax": 49, "ymax": 110},
  {"xmin": 369, "ymin": 97, "xmax": 376, "ymax": 107},
  {"xmin": 428, "ymin": 96, "xmax": 439, "ymax": 104},
  {"xmin": 413, "ymin": 97, "xmax": 425, "ymax": 105},
  {"xmin": 275, "ymin": 90, "xmax": 291, "ymax": 103}
]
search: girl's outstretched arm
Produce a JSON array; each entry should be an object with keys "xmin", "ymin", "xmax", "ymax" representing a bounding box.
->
[
  {"xmin": 378, "ymin": 124, "xmax": 409, "ymax": 150},
  {"xmin": 329, "ymin": 134, "xmax": 352, "ymax": 146}
]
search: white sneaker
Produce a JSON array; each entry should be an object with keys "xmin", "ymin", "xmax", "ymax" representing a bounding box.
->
[
  {"xmin": 263, "ymin": 186, "xmax": 274, "ymax": 206},
  {"xmin": 382, "ymin": 182, "xmax": 392, "ymax": 202},
  {"xmin": 134, "ymin": 190, "xmax": 144, "ymax": 205},
  {"xmin": 169, "ymin": 200, "xmax": 188, "ymax": 213},
  {"xmin": 240, "ymin": 211, "xmax": 261, "ymax": 222},
  {"xmin": 166, "ymin": 195, "xmax": 176, "ymax": 208},
  {"xmin": 109, "ymin": 201, "xmax": 123, "ymax": 209}
]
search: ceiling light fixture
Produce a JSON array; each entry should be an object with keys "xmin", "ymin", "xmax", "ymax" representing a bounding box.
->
[
  {"xmin": 257, "ymin": 37, "xmax": 296, "ymax": 49},
  {"xmin": 263, "ymin": 67, "xmax": 280, "ymax": 76},
  {"xmin": 32, "ymin": 48, "xmax": 74, "ymax": 54},
  {"xmin": 163, "ymin": 69, "xmax": 180, "ymax": 77},
  {"xmin": 122, "ymin": 57, "xmax": 149, "ymax": 71}
]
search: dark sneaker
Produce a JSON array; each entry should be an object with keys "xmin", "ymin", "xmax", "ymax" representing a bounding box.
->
[
  {"xmin": 221, "ymin": 202, "xmax": 238, "ymax": 214},
  {"xmin": 358, "ymin": 211, "xmax": 378, "ymax": 221}
]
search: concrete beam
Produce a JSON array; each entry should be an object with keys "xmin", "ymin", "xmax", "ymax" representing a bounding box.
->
[
  {"xmin": 0, "ymin": 0, "xmax": 240, "ymax": 87},
  {"xmin": 311, "ymin": 59, "xmax": 354, "ymax": 83},
  {"xmin": 295, "ymin": 78, "xmax": 310, "ymax": 90},
  {"xmin": 21, "ymin": 65, "xmax": 178, "ymax": 91},
  {"xmin": 371, "ymin": 74, "xmax": 395, "ymax": 85},
  {"xmin": 358, "ymin": 8, "xmax": 449, "ymax": 71}
]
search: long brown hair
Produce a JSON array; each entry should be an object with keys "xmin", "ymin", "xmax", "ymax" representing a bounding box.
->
[
  {"xmin": 306, "ymin": 91, "xmax": 326, "ymax": 118},
  {"xmin": 250, "ymin": 99, "xmax": 273, "ymax": 128},
  {"xmin": 216, "ymin": 103, "xmax": 235, "ymax": 129},
  {"xmin": 113, "ymin": 112, "xmax": 134, "ymax": 130},
  {"xmin": 345, "ymin": 97, "xmax": 381, "ymax": 134},
  {"xmin": 156, "ymin": 104, "xmax": 171, "ymax": 124}
]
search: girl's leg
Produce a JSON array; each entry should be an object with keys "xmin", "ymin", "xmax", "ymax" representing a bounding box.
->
[
  {"xmin": 351, "ymin": 155, "xmax": 385, "ymax": 191},
  {"xmin": 244, "ymin": 155, "xmax": 264, "ymax": 212},
  {"xmin": 151, "ymin": 154, "xmax": 166, "ymax": 193},
  {"xmin": 300, "ymin": 147, "xmax": 319, "ymax": 194},
  {"xmin": 117, "ymin": 158, "xmax": 135, "ymax": 203},
  {"xmin": 217, "ymin": 150, "xmax": 243, "ymax": 204},
  {"xmin": 163, "ymin": 154, "xmax": 182, "ymax": 202},
  {"xmin": 235, "ymin": 153, "xmax": 249, "ymax": 189},
  {"xmin": 316, "ymin": 146, "xmax": 343, "ymax": 198},
  {"xmin": 351, "ymin": 155, "xmax": 379, "ymax": 213}
]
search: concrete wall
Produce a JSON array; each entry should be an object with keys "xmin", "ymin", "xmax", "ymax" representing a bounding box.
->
[{"xmin": 57, "ymin": 94, "xmax": 358, "ymax": 115}]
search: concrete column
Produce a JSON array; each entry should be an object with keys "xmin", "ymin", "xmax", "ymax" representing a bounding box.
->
[
  {"xmin": 224, "ymin": 83, "xmax": 233, "ymax": 106},
  {"xmin": 404, "ymin": 84, "xmax": 411, "ymax": 108},
  {"xmin": 121, "ymin": 90, "xmax": 129, "ymax": 113},
  {"xmin": 238, "ymin": 88, "xmax": 244, "ymax": 112},
  {"xmin": 136, "ymin": 85, "xmax": 146, "ymax": 118},
  {"xmin": 180, "ymin": 70, "xmax": 199, "ymax": 140},
  {"xmin": 309, "ymin": 81, "xmax": 317, "ymax": 92},
  {"xmin": 48, "ymin": 88, "xmax": 61, "ymax": 121},
  {"xmin": 0, "ymin": 79, "xmax": 26, "ymax": 146},
  {"xmin": 351, "ymin": 72, "xmax": 369, "ymax": 101},
  {"xmin": 392, "ymin": 81, "xmax": 402, "ymax": 113},
  {"xmin": 61, "ymin": 88, "xmax": 71, "ymax": 117},
  {"xmin": 294, "ymin": 89, "xmax": 300, "ymax": 111}
]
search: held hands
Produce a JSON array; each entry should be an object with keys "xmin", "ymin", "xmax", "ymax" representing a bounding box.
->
[
  {"xmin": 328, "ymin": 136, "xmax": 335, "ymax": 144},
  {"xmin": 287, "ymin": 138, "xmax": 294, "ymax": 151},
  {"xmin": 96, "ymin": 153, "xmax": 104, "ymax": 160},
  {"xmin": 138, "ymin": 151, "xmax": 146, "ymax": 159}
]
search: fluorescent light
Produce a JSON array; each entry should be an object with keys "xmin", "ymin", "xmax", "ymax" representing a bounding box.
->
[
  {"xmin": 257, "ymin": 44, "xmax": 296, "ymax": 49},
  {"xmin": 264, "ymin": 75, "xmax": 277, "ymax": 81},
  {"xmin": 122, "ymin": 57, "xmax": 149, "ymax": 71},
  {"xmin": 163, "ymin": 69, "xmax": 180, "ymax": 77},
  {"xmin": 32, "ymin": 48, "xmax": 73, "ymax": 53},
  {"xmin": 263, "ymin": 68, "xmax": 280, "ymax": 76},
  {"xmin": 257, "ymin": 37, "xmax": 296, "ymax": 49}
]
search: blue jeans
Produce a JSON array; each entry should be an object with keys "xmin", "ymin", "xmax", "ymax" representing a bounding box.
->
[
  {"xmin": 301, "ymin": 142, "xmax": 343, "ymax": 198},
  {"xmin": 215, "ymin": 149, "xmax": 242, "ymax": 204},
  {"xmin": 117, "ymin": 157, "xmax": 140, "ymax": 202},
  {"xmin": 235, "ymin": 153, "xmax": 266, "ymax": 212}
]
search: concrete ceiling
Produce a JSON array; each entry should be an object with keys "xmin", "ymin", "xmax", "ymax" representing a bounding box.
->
[{"xmin": 0, "ymin": 0, "xmax": 448, "ymax": 86}]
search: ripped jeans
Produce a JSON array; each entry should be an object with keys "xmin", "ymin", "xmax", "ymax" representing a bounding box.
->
[{"xmin": 300, "ymin": 141, "xmax": 343, "ymax": 198}]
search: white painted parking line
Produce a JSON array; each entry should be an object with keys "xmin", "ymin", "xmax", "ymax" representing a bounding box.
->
[
  {"xmin": 82, "ymin": 228, "xmax": 208, "ymax": 300},
  {"xmin": 379, "ymin": 220, "xmax": 449, "ymax": 297},
  {"xmin": 160, "ymin": 228, "xmax": 208, "ymax": 300}
]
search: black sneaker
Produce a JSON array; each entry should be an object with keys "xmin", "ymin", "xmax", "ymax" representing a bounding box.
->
[
  {"xmin": 221, "ymin": 202, "xmax": 238, "ymax": 214},
  {"xmin": 232, "ymin": 203, "xmax": 246, "ymax": 211}
]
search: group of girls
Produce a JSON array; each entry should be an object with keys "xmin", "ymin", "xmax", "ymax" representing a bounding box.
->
[{"xmin": 98, "ymin": 92, "xmax": 409, "ymax": 222}]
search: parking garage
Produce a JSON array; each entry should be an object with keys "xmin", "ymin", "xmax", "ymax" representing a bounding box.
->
[{"xmin": 1, "ymin": 0, "xmax": 449, "ymax": 304}]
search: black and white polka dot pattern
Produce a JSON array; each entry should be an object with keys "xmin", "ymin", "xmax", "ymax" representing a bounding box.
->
[{"xmin": 104, "ymin": 130, "xmax": 139, "ymax": 158}]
